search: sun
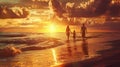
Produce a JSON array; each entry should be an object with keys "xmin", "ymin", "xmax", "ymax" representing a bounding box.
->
[
  {"xmin": 46, "ymin": 23, "xmax": 64, "ymax": 33},
  {"xmin": 49, "ymin": 24, "xmax": 56, "ymax": 33}
]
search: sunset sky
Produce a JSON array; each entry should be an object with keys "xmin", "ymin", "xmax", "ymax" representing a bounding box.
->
[{"xmin": 0, "ymin": 0, "xmax": 120, "ymax": 32}]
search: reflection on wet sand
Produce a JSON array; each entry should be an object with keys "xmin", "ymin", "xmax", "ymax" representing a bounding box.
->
[
  {"xmin": 52, "ymin": 39, "xmax": 89, "ymax": 66},
  {"xmin": 81, "ymin": 39, "xmax": 89, "ymax": 57},
  {"xmin": 66, "ymin": 41, "xmax": 72, "ymax": 56},
  {"xmin": 52, "ymin": 49, "xmax": 58, "ymax": 65}
]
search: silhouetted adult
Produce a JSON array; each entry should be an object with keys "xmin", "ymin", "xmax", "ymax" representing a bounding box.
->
[
  {"xmin": 66, "ymin": 25, "xmax": 71, "ymax": 40},
  {"xmin": 81, "ymin": 23, "xmax": 87, "ymax": 38}
]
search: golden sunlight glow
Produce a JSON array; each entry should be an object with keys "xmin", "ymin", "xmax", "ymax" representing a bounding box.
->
[
  {"xmin": 44, "ymin": 22, "xmax": 65, "ymax": 33},
  {"xmin": 49, "ymin": 24, "xmax": 56, "ymax": 33},
  {"xmin": 47, "ymin": 23, "xmax": 65, "ymax": 32},
  {"xmin": 112, "ymin": 0, "xmax": 115, "ymax": 4},
  {"xmin": 112, "ymin": 0, "xmax": 120, "ymax": 4}
]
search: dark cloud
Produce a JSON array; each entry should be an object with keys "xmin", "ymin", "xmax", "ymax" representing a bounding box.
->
[
  {"xmin": 0, "ymin": 7, "xmax": 29, "ymax": 18},
  {"xmin": 93, "ymin": 0, "xmax": 111, "ymax": 16},
  {"xmin": 89, "ymin": 21, "xmax": 120, "ymax": 32},
  {"xmin": 49, "ymin": 0, "xmax": 120, "ymax": 18},
  {"xmin": 49, "ymin": 0, "xmax": 66, "ymax": 17},
  {"xmin": 70, "ymin": 0, "xmax": 120, "ymax": 17},
  {"xmin": 108, "ymin": 4, "xmax": 120, "ymax": 17}
]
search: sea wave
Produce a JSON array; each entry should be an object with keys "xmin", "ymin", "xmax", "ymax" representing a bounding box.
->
[{"xmin": 0, "ymin": 33, "xmax": 64, "ymax": 51}]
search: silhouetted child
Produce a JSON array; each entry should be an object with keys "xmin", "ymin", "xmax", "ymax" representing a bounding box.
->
[{"xmin": 73, "ymin": 30, "xmax": 76, "ymax": 40}]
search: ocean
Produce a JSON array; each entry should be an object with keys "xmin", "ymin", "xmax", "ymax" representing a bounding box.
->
[{"xmin": 0, "ymin": 32, "xmax": 120, "ymax": 67}]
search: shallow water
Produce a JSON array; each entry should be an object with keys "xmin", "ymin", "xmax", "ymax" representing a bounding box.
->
[{"xmin": 0, "ymin": 32, "xmax": 120, "ymax": 67}]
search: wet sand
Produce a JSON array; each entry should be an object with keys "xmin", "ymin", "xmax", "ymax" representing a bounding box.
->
[{"xmin": 53, "ymin": 40, "xmax": 120, "ymax": 67}]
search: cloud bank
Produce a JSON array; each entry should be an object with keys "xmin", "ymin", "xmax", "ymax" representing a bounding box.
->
[
  {"xmin": 49, "ymin": 0, "xmax": 120, "ymax": 17},
  {"xmin": 0, "ymin": 7, "xmax": 29, "ymax": 18}
]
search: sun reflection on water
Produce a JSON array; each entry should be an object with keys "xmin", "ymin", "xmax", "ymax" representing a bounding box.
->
[
  {"xmin": 52, "ymin": 49, "xmax": 57, "ymax": 64},
  {"xmin": 51, "ymin": 49, "xmax": 62, "ymax": 67}
]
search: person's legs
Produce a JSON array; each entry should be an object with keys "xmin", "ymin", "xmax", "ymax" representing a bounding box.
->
[
  {"xmin": 82, "ymin": 32, "xmax": 85, "ymax": 38},
  {"xmin": 67, "ymin": 33, "xmax": 70, "ymax": 40},
  {"xmin": 73, "ymin": 35, "xmax": 76, "ymax": 40}
]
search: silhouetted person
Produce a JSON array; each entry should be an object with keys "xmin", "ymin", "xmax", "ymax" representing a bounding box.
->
[
  {"xmin": 73, "ymin": 30, "xmax": 76, "ymax": 41},
  {"xmin": 81, "ymin": 39, "xmax": 89, "ymax": 57},
  {"xmin": 66, "ymin": 25, "xmax": 71, "ymax": 40},
  {"xmin": 81, "ymin": 23, "xmax": 87, "ymax": 38}
]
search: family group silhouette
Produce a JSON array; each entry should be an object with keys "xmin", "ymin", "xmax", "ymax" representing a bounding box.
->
[
  {"xmin": 65, "ymin": 24, "xmax": 89, "ymax": 58},
  {"xmin": 66, "ymin": 23, "xmax": 87, "ymax": 41}
]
